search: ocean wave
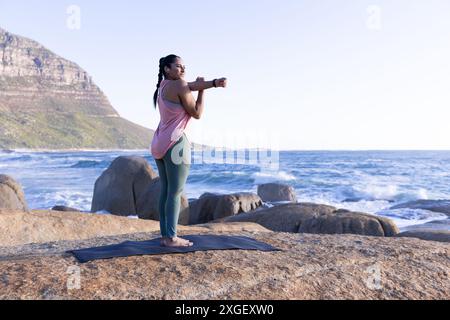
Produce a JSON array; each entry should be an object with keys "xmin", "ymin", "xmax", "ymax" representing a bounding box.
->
[
  {"xmin": 337, "ymin": 184, "xmax": 429, "ymax": 203},
  {"xmin": 28, "ymin": 190, "xmax": 92, "ymax": 211},
  {"xmin": 296, "ymin": 194, "xmax": 391, "ymax": 214},
  {"xmin": 188, "ymin": 171, "xmax": 254, "ymax": 186},
  {"xmin": 251, "ymin": 170, "xmax": 296, "ymax": 184},
  {"xmin": 70, "ymin": 160, "xmax": 110, "ymax": 168},
  {"xmin": 3, "ymin": 155, "xmax": 33, "ymax": 162},
  {"xmin": 376, "ymin": 208, "xmax": 448, "ymax": 229}
]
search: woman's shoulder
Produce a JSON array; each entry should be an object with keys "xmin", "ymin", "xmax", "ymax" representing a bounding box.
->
[
  {"xmin": 163, "ymin": 79, "xmax": 188, "ymax": 93},
  {"xmin": 164, "ymin": 79, "xmax": 188, "ymax": 85}
]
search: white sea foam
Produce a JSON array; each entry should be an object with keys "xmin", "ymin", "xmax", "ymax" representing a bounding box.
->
[
  {"xmin": 91, "ymin": 210, "xmax": 139, "ymax": 219},
  {"xmin": 297, "ymin": 194, "xmax": 391, "ymax": 214},
  {"xmin": 221, "ymin": 171, "xmax": 247, "ymax": 176},
  {"xmin": 376, "ymin": 208, "xmax": 448, "ymax": 229},
  {"xmin": 28, "ymin": 190, "xmax": 93, "ymax": 211},
  {"xmin": 296, "ymin": 193, "xmax": 448, "ymax": 230},
  {"xmin": 251, "ymin": 170, "xmax": 296, "ymax": 184}
]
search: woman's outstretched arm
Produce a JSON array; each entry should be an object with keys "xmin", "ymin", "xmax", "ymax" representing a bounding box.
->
[{"xmin": 188, "ymin": 78, "xmax": 227, "ymax": 91}]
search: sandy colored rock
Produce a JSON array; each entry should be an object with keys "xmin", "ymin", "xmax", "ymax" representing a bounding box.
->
[
  {"xmin": 0, "ymin": 209, "xmax": 157, "ymax": 247},
  {"xmin": 0, "ymin": 174, "xmax": 29, "ymax": 211},
  {"xmin": 0, "ymin": 209, "xmax": 268, "ymax": 247},
  {"xmin": 0, "ymin": 228, "xmax": 448, "ymax": 300},
  {"xmin": 215, "ymin": 203, "xmax": 399, "ymax": 237}
]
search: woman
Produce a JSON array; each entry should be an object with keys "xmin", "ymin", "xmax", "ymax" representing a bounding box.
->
[{"xmin": 151, "ymin": 54, "xmax": 227, "ymax": 247}]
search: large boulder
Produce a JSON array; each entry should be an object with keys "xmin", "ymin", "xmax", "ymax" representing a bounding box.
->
[
  {"xmin": 215, "ymin": 202, "xmax": 399, "ymax": 237},
  {"xmin": 396, "ymin": 230, "xmax": 450, "ymax": 243},
  {"xmin": 188, "ymin": 192, "xmax": 263, "ymax": 225},
  {"xmin": 0, "ymin": 174, "xmax": 29, "ymax": 211},
  {"xmin": 390, "ymin": 200, "xmax": 450, "ymax": 216},
  {"xmin": 257, "ymin": 183, "xmax": 297, "ymax": 203},
  {"xmin": 91, "ymin": 156, "xmax": 158, "ymax": 216},
  {"xmin": 91, "ymin": 156, "xmax": 190, "ymax": 223}
]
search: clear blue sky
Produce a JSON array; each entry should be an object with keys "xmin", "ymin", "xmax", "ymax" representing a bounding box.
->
[{"xmin": 1, "ymin": 0, "xmax": 450, "ymax": 150}]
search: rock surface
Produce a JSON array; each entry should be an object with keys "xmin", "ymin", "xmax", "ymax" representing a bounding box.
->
[
  {"xmin": 0, "ymin": 174, "xmax": 28, "ymax": 211},
  {"xmin": 257, "ymin": 183, "xmax": 297, "ymax": 203},
  {"xmin": 0, "ymin": 209, "xmax": 158, "ymax": 247},
  {"xmin": 0, "ymin": 220, "xmax": 448, "ymax": 299},
  {"xmin": 188, "ymin": 192, "xmax": 263, "ymax": 225},
  {"xmin": 0, "ymin": 209, "xmax": 268, "ymax": 247},
  {"xmin": 214, "ymin": 203, "xmax": 399, "ymax": 237},
  {"xmin": 0, "ymin": 27, "xmax": 154, "ymax": 149}
]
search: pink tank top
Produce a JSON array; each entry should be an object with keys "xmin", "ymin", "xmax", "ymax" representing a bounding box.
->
[{"xmin": 151, "ymin": 79, "xmax": 192, "ymax": 160}]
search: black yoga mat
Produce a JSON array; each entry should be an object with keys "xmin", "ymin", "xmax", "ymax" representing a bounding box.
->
[{"xmin": 68, "ymin": 234, "xmax": 282, "ymax": 263}]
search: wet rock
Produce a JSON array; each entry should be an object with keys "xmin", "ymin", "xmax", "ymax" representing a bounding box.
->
[
  {"xmin": 257, "ymin": 183, "xmax": 297, "ymax": 203},
  {"xmin": 215, "ymin": 203, "xmax": 399, "ymax": 237},
  {"xmin": 188, "ymin": 192, "xmax": 263, "ymax": 224}
]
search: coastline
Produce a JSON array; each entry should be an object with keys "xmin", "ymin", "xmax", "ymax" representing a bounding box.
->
[{"xmin": 2, "ymin": 150, "xmax": 450, "ymax": 233}]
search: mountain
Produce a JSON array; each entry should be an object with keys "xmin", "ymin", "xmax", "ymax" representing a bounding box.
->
[{"xmin": 0, "ymin": 26, "xmax": 154, "ymax": 150}]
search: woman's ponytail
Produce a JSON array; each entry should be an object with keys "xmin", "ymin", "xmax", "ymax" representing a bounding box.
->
[{"xmin": 153, "ymin": 55, "xmax": 180, "ymax": 109}]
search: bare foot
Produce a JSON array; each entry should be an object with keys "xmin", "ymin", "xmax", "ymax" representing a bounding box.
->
[
  {"xmin": 162, "ymin": 236, "xmax": 193, "ymax": 247},
  {"xmin": 160, "ymin": 237, "xmax": 168, "ymax": 246}
]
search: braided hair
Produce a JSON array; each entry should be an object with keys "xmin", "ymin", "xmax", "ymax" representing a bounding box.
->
[{"xmin": 153, "ymin": 54, "xmax": 180, "ymax": 109}]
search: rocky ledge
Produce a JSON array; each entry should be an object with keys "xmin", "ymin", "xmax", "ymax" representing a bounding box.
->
[{"xmin": 0, "ymin": 209, "xmax": 449, "ymax": 300}]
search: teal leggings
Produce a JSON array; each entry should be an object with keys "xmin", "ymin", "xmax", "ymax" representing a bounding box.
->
[{"xmin": 155, "ymin": 133, "xmax": 191, "ymax": 238}]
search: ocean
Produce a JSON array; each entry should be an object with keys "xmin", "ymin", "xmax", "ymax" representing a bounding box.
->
[{"xmin": 1, "ymin": 149, "xmax": 449, "ymax": 231}]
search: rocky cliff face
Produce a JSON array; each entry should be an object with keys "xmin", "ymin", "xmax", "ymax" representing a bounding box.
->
[{"xmin": 0, "ymin": 27, "xmax": 154, "ymax": 149}]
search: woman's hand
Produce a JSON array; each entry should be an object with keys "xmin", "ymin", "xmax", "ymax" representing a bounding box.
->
[
  {"xmin": 197, "ymin": 77, "xmax": 205, "ymax": 93},
  {"xmin": 216, "ymin": 77, "xmax": 227, "ymax": 88},
  {"xmin": 188, "ymin": 77, "xmax": 227, "ymax": 91}
]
